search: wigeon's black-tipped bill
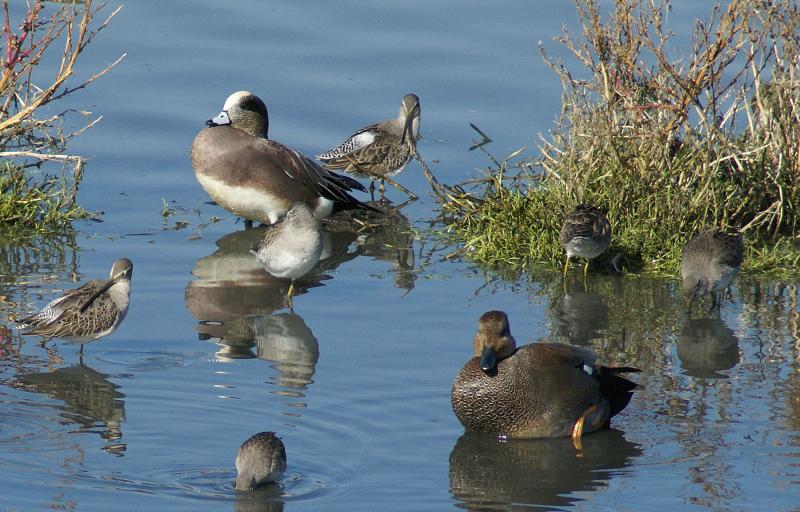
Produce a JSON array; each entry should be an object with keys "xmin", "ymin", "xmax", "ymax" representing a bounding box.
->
[
  {"xmin": 206, "ymin": 110, "xmax": 231, "ymax": 127},
  {"xmin": 479, "ymin": 345, "xmax": 497, "ymax": 373}
]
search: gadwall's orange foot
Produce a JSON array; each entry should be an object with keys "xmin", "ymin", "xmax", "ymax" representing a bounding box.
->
[{"xmin": 451, "ymin": 310, "xmax": 639, "ymax": 446}]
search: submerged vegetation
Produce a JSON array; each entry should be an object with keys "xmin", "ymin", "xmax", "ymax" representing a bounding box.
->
[
  {"xmin": 440, "ymin": 0, "xmax": 800, "ymax": 274},
  {"xmin": 0, "ymin": 0, "xmax": 122, "ymax": 230}
]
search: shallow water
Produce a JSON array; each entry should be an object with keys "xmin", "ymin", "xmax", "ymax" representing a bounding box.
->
[{"xmin": 1, "ymin": 1, "xmax": 799, "ymax": 511}]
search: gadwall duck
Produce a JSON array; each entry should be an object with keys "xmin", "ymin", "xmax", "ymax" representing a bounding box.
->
[{"xmin": 451, "ymin": 311, "xmax": 638, "ymax": 447}]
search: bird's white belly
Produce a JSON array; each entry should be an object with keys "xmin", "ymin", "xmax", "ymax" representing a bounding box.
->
[
  {"xmin": 196, "ymin": 173, "xmax": 287, "ymax": 224},
  {"xmin": 263, "ymin": 246, "xmax": 321, "ymax": 280},
  {"xmin": 565, "ymin": 236, "xmax": 605, "ymax": 259}
]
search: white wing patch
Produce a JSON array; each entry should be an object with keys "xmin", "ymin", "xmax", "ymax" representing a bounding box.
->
[{"xmin": 318, "ymin": 130, "xmax": 376, "ymax": 159}]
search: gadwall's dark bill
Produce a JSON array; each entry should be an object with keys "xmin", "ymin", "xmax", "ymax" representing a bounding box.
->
[
  {"xmin": 560, "ymin": 204, "xmax": 612, "ymax": 276},
  {"xmin": 317, "ymin": 94, "xmax": 421, "ymax": 200},
  {"xmin": 191, "ymin": 91, "xmax": 376, "ymax": 227},
  {"xmin": 251, "ymin": 202, "xmax": 323, "ymax": 310},
  {"xmin": 681, "ymin": 228, "xmax": 744, "ymax": 314},
  {"xmin": 451, "ymin": 310, "xmax": 638, "ymax": 448},
  {"xmin": 235, "ymin": 432, "xmax": 287, "ymax": 491},
  {"xmin": 17, "ymin": 258, "xmax": 133, "ymax": 354}
]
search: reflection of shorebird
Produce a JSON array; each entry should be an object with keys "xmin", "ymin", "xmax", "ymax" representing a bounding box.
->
[
  {"xmin": 236, "ymin": 432, "xmax": 287, "ymax": 490},
  {"xmin": 317, "ymin": 94, "xmax": 421, "ymax": 200},
  {"xmin": 17, "ymin": 258, "xmax": 133, "ymax": 354},
  {"xmin": 451, "ymin": 311, "xmax": 638, "ymax": 448},
  {"xmin": 191, "ymin": 91, "xmax": 373, "ymax": 227},
  {"xmin": 251, "ymin": 313, "xmax": 319, "ymax": 394},
  {"xmin": 552, "ymin": 277, "xmax": 609, "ymax": 345},
  {"xmin": 449, "ymin": 430, "xmax": 641, "ymax": 510},
  {"xmin": 186, "ymin": 227, "xmax": 358, "ymax": 351},
  {"xmin": 560, "ymin": 205, "xmax": 611, "ymax": 276},
  {"xmin": 681, "ymin": 228, "xmax": 744, "ymax": 314},
  {"xmin": 15, "ymin": 363, "xmax": 126, "ymax": 447},
  {"xmin": 677, "ymin": 318, "xmax": 740, "ymax": 378},
  {"xmin": 251, "ymin": 203, "xmax": 323, "ymax": 310},
  {"xmin": 356, "ymin": 206, "xmax": 416, "ymax": 292}
]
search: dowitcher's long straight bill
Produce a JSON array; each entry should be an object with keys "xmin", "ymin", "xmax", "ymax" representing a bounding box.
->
[
  {"xmin": 400, "ymin": 98, "xmax": 420, "ymax": 145},
  {"xmin": 79, "ymin": 263, "xmax": 133, "ymax": 313}
]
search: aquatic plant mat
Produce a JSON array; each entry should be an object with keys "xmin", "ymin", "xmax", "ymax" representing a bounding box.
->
[
  {"xmin": 437, "ymin": 0, "xmax": 800, "ymax": 275},
  {"xmin": 0, "ymin": 0, "xmax": 123, "ymax": 230}
]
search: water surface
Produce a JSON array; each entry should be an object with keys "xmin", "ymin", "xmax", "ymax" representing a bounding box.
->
[{"xmin": 0, "ymin": 1, "xmax": 798, "ymax": 511}]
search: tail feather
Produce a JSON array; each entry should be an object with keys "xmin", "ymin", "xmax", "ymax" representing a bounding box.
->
[{"xmin": 595, "ymin": 365, "xmax": 640, "ymax": 420}]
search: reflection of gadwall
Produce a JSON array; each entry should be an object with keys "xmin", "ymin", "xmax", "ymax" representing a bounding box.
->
[
  {"xmin": 17, "ymin": 258, "xmax": 133, "ymax": 355},
  {"xmin": 235, "ymin": 432, "xmax": 286, "ymax": 490},
  {"xmin": 15, "ymin": 364, "xmax": 125, "ymax": 445},
  {"xmin": 552, "ymin": 277, "xmax": 608, "ymax": 345},
  {"xmin": 251, "ymin": 313, "xmax": 319, "ymax": 394},
  {"xmin": 681, "ymin": 229, "xmax": 744, "ymax": 314},
  {"xmin": 185, "ymin": 228, "xmax": 357, "ymax": 350},
  {"xmin": 452, "ymin": 311, "xmax": 638, "ymax": 444},
  {"xmin": 356, "ymin": 207, "xmax": 416, "ymax": 292},
  {"xmin": 677, "ymin": 318, "xmax": 740, "ymax": 378},
  {"xmin": 449, "ymin": 430, "xmax": 641, "ymax": 510}
]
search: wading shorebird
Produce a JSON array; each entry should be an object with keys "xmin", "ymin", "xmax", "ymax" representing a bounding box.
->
[
  {"xmin": 235, "ymin": 432, "xmax": 287, "ymax": 491},
  {"xmin": 451, "ymin": 310, "xmax": 638, "ymax": 449},
  {"xmin": 251, "ymin": 202, "xmax": 323, "ymax": 310},
  {"xmin": 681, "ymin": 228, "xmax": 744, "ymax": 314},
  {"xmin": 17, "ymin": 258, "xmax": 133, "ymax": 355},
  {"xmin": 317, "ymin": 93, "xmax": 421, "ymax": 200},
  {"xmin": 560, "ymin": 204, "xmax": 612, "ymax": 276},
  {"xmin": 191, "ymin": 91, "xmax": 376, "ymax": 228}
]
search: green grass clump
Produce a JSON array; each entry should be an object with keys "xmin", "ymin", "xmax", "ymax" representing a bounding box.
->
[
  {"xmin": 0, "ymin": 161, "xmax": 88, "ymax": 230},
  {"xmin": 442, "ymin": 0, "xmax": 800, "ymax": 275}
]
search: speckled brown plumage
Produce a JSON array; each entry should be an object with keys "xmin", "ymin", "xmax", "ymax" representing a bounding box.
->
[
  {"xmin": 235, "ymin": 432, "xmax": 287, "ymax": 490},
  {"xmin": 681, "ymin": 228, "xmax": 744, "ymax": 313},
  {"xmin": 317, "ymin": 94, "xmax": 421, "ymax": 198},
  {"xmin": 17, "ymin": 258, "xmax": 133, "ymax": 343},
  {"xmin": 559, "ymin": 204, "xmax": 612, "ymax": 275},
  {"xmin": 451, "ymin": 310, "xmax": 638, "ymax": 439}
]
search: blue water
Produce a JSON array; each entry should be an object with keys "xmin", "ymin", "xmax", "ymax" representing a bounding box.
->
[{"xmin": 0, "ymin": 1, "xmax": 798, "ymax": 511}]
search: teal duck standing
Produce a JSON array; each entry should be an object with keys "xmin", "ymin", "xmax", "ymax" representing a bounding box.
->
[
  {"xmin": 559, "ymin": 204, "xmax": 612, "ymax": 276},
  {"xmin": 191, "ymin": 91, "xmax": 374, "ymax": 228},
  {"xmin": 316, "ymin": 94, "xmax": 421, "ymax": 200},
  {"xmin": 235, "ymin": 432, "xmax": 287, "ymax": 490},
  {"xmin": 451, "ymin": 311, "xmax": 638, "ymax": 447},
  {"xmin": 681, "ymin": 228, "xmax": 744, "ymax": 314},
  {"xmin": 17, "ymin": 258, "xmax": 133, "ymax": 354}
]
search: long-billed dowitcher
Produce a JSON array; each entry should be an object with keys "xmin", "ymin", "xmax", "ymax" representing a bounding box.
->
[
  {"xmin": 316, "ymin": 93, "xmax": 421, "ymax": 200},
  {"xmin": 681, "ymin": 228, "xmax": 744, "ymax": 314},
  {"xmin": 191, "ymin": 91, "xmax": 375, "ymax": 228},
  {"xmin": 451, "ymin": 310, "xmax": 638, "ymax": 448},
  {"xmin": 251, "ymin": 202, "xmax": 323, "ymax": 310},
  {"xmin": 17, "ymin": 258, "xmax": 133, "ymax": 354},
  {"xmin": 235, "ymin": 432, "xmax": 287, "ymax": 490},
  {"xmin": 559, "ymin": 204, "xmax": 612, "ymax": 276}
]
